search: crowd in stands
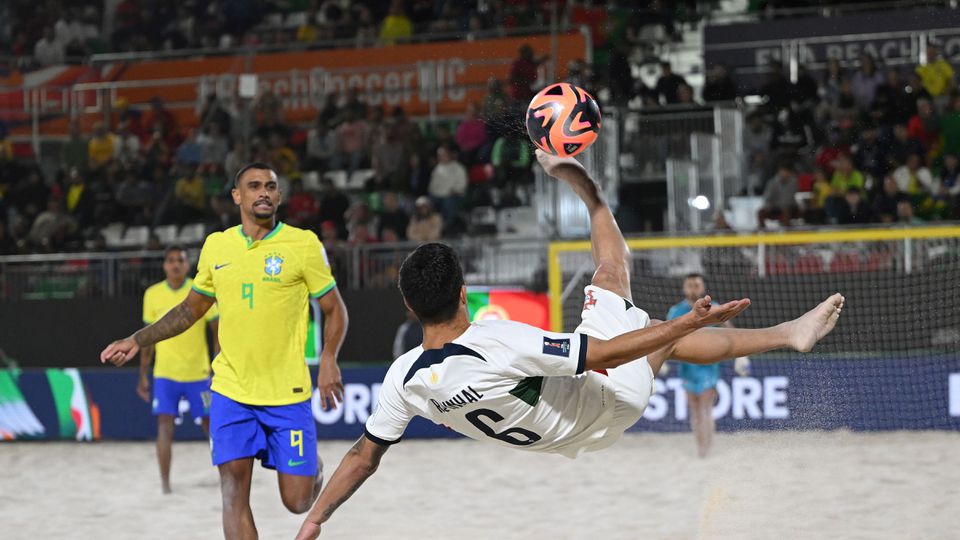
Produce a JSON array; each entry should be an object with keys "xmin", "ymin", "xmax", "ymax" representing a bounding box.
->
[{"xmin": 734, "ymin": 42, "xmax": 960, "ymax": 228}]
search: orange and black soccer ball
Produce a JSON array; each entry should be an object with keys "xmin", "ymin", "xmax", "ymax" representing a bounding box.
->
[{"xmin": 525, "ymin": 82, "xmax": 601, "ymax": 157}]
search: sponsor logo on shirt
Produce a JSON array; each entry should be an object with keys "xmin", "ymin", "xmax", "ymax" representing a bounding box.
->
[{"xmin": 542, "ymin": 337, "xmax": 571, "ymax": 357}]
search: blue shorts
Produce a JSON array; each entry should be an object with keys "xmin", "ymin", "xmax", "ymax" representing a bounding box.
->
[
  {"xmin": 209, "ymin": 391, "xmax": 317, "ymax": 477},
  {"xmin": 152, "ymin": 378, "xmax": 211, "ymax": 419},
  {"xmin": 679, "ymin": 363, "xmax": 720, "ymax": 395}
]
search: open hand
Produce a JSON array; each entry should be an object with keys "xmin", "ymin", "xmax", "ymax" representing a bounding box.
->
[
  {"xmin": 535, "ymin": 149, "xmax": 586, "ymax": 179},
  {"xmin": 295, "ymin": 520, "xmax": 321, "ymax": 539},
  {"xmin": 317, "ymin": 356, "xmax": 344, "ymax": 411},
  {"xmin": 691, "ymin": 295, "xmax": 751, "ymax": 327},
  {"xmin": 100, "ymin": 336, "xmax": 140, "ymax": 367}
]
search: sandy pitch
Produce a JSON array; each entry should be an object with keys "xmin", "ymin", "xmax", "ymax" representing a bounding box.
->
[{"xmin": 1, "ymin": 431, "xmax": 957, "ymax": 539}]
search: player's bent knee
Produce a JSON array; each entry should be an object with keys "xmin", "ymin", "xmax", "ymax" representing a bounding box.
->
[
  {"xmin": 591, "ymin": 263, "xmax": 630, "ymax": 298},
  {"xmin": 281, "ymin": 493, "xmax": 313, "ymax": 515}
]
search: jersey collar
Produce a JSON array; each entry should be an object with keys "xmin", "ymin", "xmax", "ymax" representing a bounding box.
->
[
  {"xmin": 237, "ymin": 222, "xmax": 284, "ymax": 249},
  {"xmin": 165, "ymin": 277, "xmax": 192, "ymax": 292}
]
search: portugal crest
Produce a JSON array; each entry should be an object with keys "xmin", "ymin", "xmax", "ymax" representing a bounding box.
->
[{"xmin": 264, "ymin": 254, "xmax": 283, "ymax": 277}]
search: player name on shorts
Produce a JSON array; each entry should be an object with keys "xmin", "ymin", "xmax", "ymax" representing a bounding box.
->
[{"xmin": 431, "ymin": 386, "xmax": 484, "ymax": 414}]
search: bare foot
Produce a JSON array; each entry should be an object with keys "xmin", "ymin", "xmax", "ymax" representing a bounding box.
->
[
  {"xmin": 788, "ymin": 293, "xmax": 845, "ymax": 352},
  {"xmin": 162, "ymin": 482, "xmax": 172, "ymax": 495}
]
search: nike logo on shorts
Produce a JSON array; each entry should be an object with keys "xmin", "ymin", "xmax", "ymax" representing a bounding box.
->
[{"xmin": 288, "ymin": 459, "xmax": 307, "ymax": 467}]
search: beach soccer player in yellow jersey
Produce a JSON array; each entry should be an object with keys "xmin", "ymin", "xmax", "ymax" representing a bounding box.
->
[
  {"xmin": 101, "ymin": 162, "xmax": 349, "ymax": 538},
  {"xmin": 294, "ymin": 151, "xmax": 845, "ymax": 539},
  {"xmin": 139, "ymin": 245, "xmax": 220, "ymax": 494}
]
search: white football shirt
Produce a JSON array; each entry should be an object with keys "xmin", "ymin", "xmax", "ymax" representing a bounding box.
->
[{"xmin": 365, "ymin": 320, "xmax": 618, "ymax": 458}]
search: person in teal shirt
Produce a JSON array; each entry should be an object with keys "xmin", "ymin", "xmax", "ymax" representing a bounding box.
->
[{"xmin": 667, "ymin": 273, "xmax": 750, "ymax": 458}]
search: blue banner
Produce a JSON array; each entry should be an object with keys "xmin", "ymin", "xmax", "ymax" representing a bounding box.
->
[{"xmin": 5, "ymin": 356, "xmax": 960, "ymax": 442}]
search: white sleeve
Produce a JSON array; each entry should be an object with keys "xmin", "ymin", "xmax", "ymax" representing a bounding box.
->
[
  {"xmin": 496, "ymin": 323, "xmax": 588, "ymax": 378},
  {"xmin": 364, "ymin": 364, "xmax": 414, "ymax": 446}
]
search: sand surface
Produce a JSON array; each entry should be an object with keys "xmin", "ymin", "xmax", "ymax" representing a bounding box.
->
[{"xmin": 1, "ymin": 431, "xmax": 957, "ymax": 539}]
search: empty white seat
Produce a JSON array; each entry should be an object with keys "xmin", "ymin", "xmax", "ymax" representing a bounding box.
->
[
  {"xmin": 101, "ymin": 223, "xmax": 125, "ymax": 248},
  {"xmin": 121, "ymin": 226, "xmax": 149, "ymax": 248},
  {"xmin": 302, "ymin": 171, "xmax": 322, "ymax": 191},
  {"xmin": 153, "ymin": 225, "xmax": 178, "ymax": 245},
  {"xmin": 178, "ymin": 223, "xmax": 206, "ymax": 245},
  {"xmin": 324, "ymin": 170, "xmax": 348, "ymax": 190},
  {"xmin": 497, "ymin": 207, "xmax": 540, "ymax": 238},
  {"xmin": 347, "ymin": 169, "xmax": 375, "ymax": 191}
]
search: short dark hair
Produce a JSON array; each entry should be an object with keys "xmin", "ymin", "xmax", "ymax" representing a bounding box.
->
[
  {"xmin": 234, "ymin": 162, "xmax": 277, "ymax": 186},
  {"xmin": 684, "ymin": 272, "xmax": 705, "ymax": 282},
  {"xmin": 164, "ymin": 245, "xmax": 187, "ymax": 258},
  {"xmin": 398, "ymin": 243, "xmax": 464, "ymax": 324}
]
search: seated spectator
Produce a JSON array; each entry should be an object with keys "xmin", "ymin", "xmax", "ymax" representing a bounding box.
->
[
  {"xmin": 898, "ymin": 199, "xmax": 923, "ymax": 224},
  {"xmin": 851, "ymin": 54, "xmax": 884, "ymax": 107},
  {"xmin": 872, "ymin": 68, "xmax": 913, "ymax": 126},
  {"xmin": 379, "ymin": 0, "xmax": 412, "ymax": 45},
  {"xmin": 65, "ymin": 167, "xmax": 95, "ymax": 227},
  {"xmin": 296, "ymin": 8, "xmax": 320, "ymax": 43},
  {"xmin": 852, "ymin": 123, "xmax": 884, "ymax": 182},
  {"xmin": 305, "ymin": 122, "xmax": 335, "ymax": 171},
  {"xmin": 815, "ymin": 128, "xmax": 851, "ymax": 177},
  {"xmin": 114, "ymin": 169, "xmax": 151, "ymax": 224},
  {"xmin": 892, "ymin": 153, "xmax": 935, "ymax": 196},
  {"xmin": 370, "ymin": 127, "xmax": 409, "ymax": 192},
  {"xmin": 655, "ymin": 61, "xmax": 688, "ymax": 105},
  {"xmin": 317, "ymin": 93, "xmax": 340, "ymax": 130},
  {"xmin": 224, "ymin": 140, "xmax": 245, "ymax": 180},
  {"xmin": 407, "ymin": 196, "xmax": 442, "ymax": 243},
  {"xmin": 340, "ymin": 87, "xmax": 369, "ymax": 123},
  {"xmin": 143, "ymin": 129, "xmax": 172, "ymax": 170},
  {"xmin": 757, "ymin": 162, "xmax": 799, "ymax": 228},
  {"xmin": 318, "ymin": 178, "xmax": 350, "ymax": 239},
  {"xmin": 34, "ymin": 26, "xmax": 64, "ymax": 66},
  {"xmin": 61, "ymin": 121, "xmax": 88, "ymax": 174},
  {"xmin": 198, "ymin": 122, "xmax": 229, "ymax": 171},
  {"xmin": 268, "ymin": 132, "xmax": 299, "ymax": 177},
  {"xmin": 760, "ymin": 61, "xmax": 792, "ymax": 112},
  {"xmin": 173, "ymin": 167, "xmax": 207, "ymax": 223},
  {"xmin": 348, "ymin": 222, "xmax": 378, "ymax": 245},
  {"xmin": 378, "ymin": 192, "xmax": 409, "ymax": 240},
  {"xmin": 826, "ymin": 155, "xmax": 866, "ymax": 222},
  {"xmin": 319, "ymin": 220, "xmax": 341, "ymax": 250},
  {"xmin": 702, "ymin": 63, "xmax": 737, "ymax": 102},
  {"xmin": 87, "ymin": 122, "xmax": 116, "ymax": 171},
  {"xmin": 29, "ymin": 198, "xmax": 78, "ymax": 251},
  {"xmin": 509, "ymin": 44, "xmax": 547, "ymax": 102},
  {"xmin": 793, "ymin": 64, "xmax": 819, "ymax": 107},
  {"xmin": 874, "ymin": 175, "xmax": 907, "ymax": 222},
  {"xmin": 345, "ymin": 200, "xmax": 377, "ymax": 238},
  {"xmin": 907, "ymin": 98, "xmax": 940, "ymax": 159},
  {"xmin": 285, "ymin": 180, "xmax": 318, "ymax": 229},
  {"xmin": 940, "ymin": 92, "xmax": 960, "ymax": 158},
  {"xmin": 771, "ymin": 107, "xmax": 813, "ymax": 164},
  {"xmin": 802, "ymin": 169, "xmax": 833, "ymax": 225},
  {"xmin": 175, "ymin": 129, "xmax": 203, "ymax": 167},
  {"xmin": 880, "ymin": 123, "xmax": 924, "ymax": 172},
  {"xmin": 490, "ymin": 134, "xmax": 532, "ymax": 205},
  {"xmin": 836, "ymin": 187, "xmax": 875, "ymax": 225},
  {"xmin": 742, "ymin": 111, "xmax": 772, "ymax": 193},
  {"xmin": 428, "ymin": 145, "xmax": 468, "ymax": 225},
  {"xmin": 456, "ymin": 103, "xmax": 488, "ymax": 165},
  {"xmin": 390, "ymin": 106, "xmax": 422, "ymax": 153},
  {"xmin": 0, "ymin": 221, "xmax": 17, "ymax": 255},
  {"xmin": 331, "ymin": 110, "xmax": 368, "ymax": 175},
  {"xmin": 936, "ymin": 153, "xmax": 960, "ymax": 209},
  {"xmin": 113, "ymin": 120, "xmax": 141, "ymax": 167},
  {"xmin": 144, "ymin": 96, "xmax": 178, "ymax": 147},
  {"xmin": 916, "ymin": 43, "xmax": 955, "ymax": 98},
  {"xmin": 10, "ymin": 168, "xmax": 50, "ymax": 224}
]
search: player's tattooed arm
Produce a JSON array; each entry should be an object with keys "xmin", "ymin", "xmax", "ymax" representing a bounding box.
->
[
  {"xmin": 100, "ymin": 290, "xmax": 215, "ymax": 367},
  {"xmin": 296, "ymin": 437, "xmax": 389, "ymax": 539},
  {"xmin": 134, "ymin": 291, "xmax": 213, "ymax": 347}
]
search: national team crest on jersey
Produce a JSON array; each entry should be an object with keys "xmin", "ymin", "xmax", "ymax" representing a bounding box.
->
[
  {"xmin": 264, "ymin": 254, "xmax": 284, "ymax": 277},
  {"xmin": 542, "ymin": 337, "xmax": 571, "ymax": 357},
  {"xmin": 583, "ymin": 290, "xmax": 597, "ymax": 311}
]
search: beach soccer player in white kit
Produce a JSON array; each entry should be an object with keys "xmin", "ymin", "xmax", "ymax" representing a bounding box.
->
[{"xmin": 295, "ymin": 150, "xmax": 845, "ymax": 538}]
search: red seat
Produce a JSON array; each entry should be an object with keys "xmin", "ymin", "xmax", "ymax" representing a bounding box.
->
[
  {"xmin": 793, "ymin": 253, "xmax": 823, "ymax": 274},
  {"xmin": 829, "ymin": 252, "xmax": 861, "ymax": 273}
]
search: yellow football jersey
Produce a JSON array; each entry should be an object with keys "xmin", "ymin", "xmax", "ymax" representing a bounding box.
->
[
  {"xmin": 143, "ymin": 278, "xmax": 219, "ymax": 382},
  {"xmin": 192, "ymin": 222, "xmax": 336, "ymax": 406}
]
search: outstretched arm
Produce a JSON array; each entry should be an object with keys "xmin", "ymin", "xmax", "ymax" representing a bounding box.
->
[
  {"xmin": 295, "ymin": 436, "xmax": 389, "ymax": 539},
  {"xmin": 100, "ymin": 291, "xmax": 215, "ymax": 366},
  {"xmin": 585, "ymin": 296, "xmax": 751, "ymax": 371}
]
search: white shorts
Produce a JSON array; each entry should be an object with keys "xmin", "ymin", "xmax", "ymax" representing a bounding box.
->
[{"xmin": 574, "ymin": 285, "xmax": 655, "ymax": 452}]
